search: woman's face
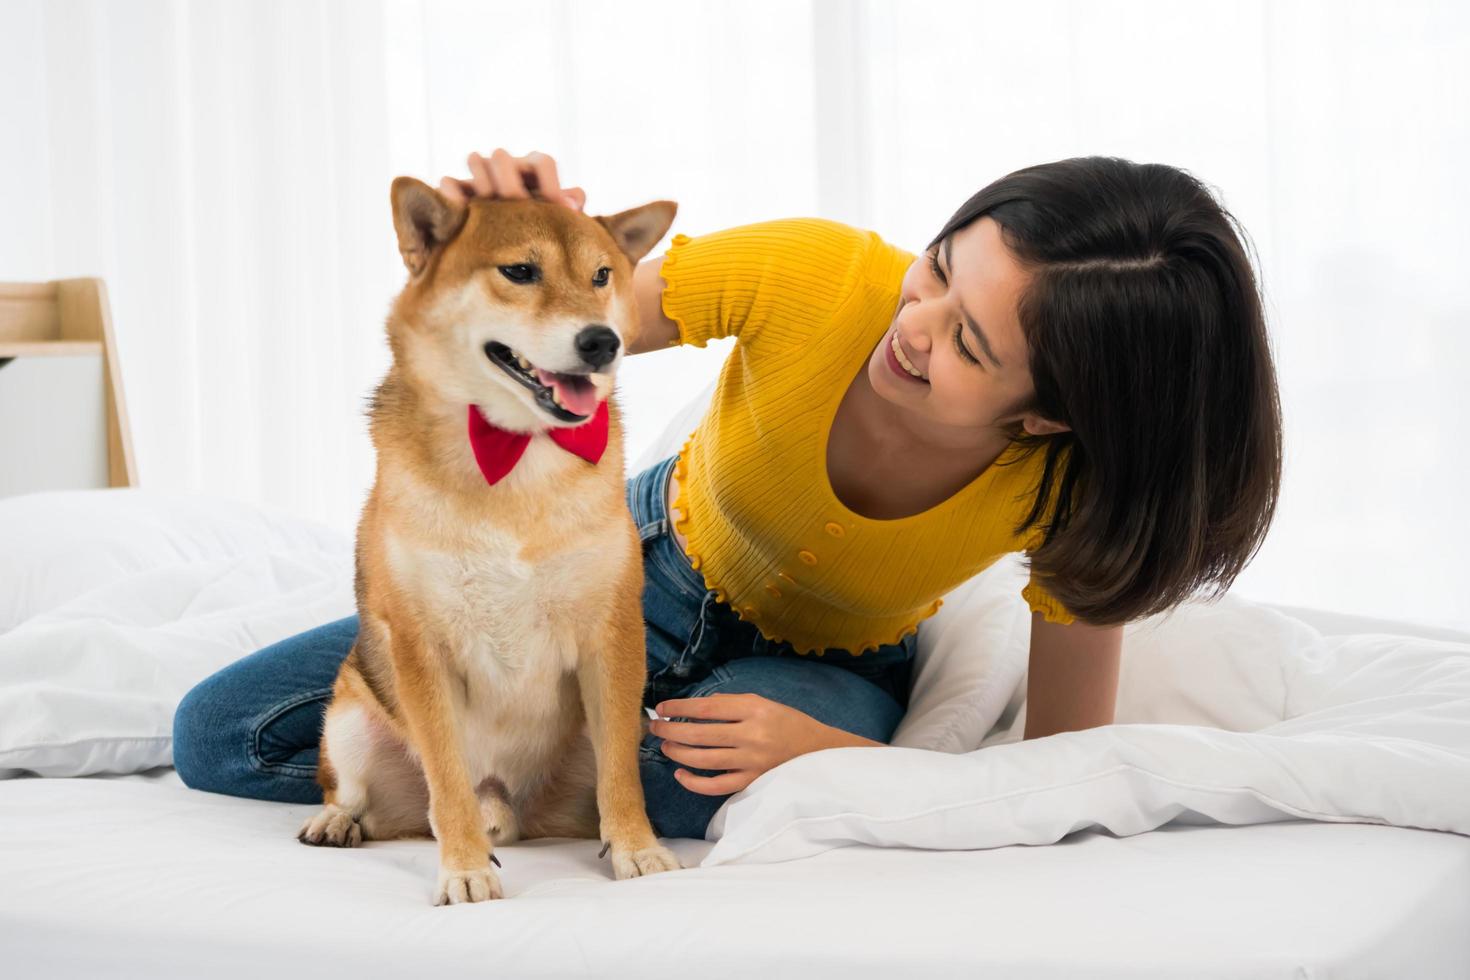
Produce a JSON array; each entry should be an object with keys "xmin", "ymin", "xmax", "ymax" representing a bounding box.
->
[{"xmin": 865, "ymin": 215, "xmax": 1069, "ymax": 446}]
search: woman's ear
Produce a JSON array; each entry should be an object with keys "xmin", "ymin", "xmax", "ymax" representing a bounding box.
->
[{"xmin": 1022, "ymin": 415, "xmax": 1071, "ymax": 436}]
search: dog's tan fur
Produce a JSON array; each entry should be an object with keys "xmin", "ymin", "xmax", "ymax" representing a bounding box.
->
[{"xmin": 296, "ymin": 177, "xmax": 680, "ymax": 904}]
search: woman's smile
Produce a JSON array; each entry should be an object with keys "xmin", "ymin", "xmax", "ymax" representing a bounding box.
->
[{"xmin": 883, "ymin": 327, "xmax": 928, "ymax": 384}]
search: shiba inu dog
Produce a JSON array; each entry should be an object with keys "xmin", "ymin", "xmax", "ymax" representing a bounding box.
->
[{"xmin": 296, "ymin": 175, "xmax": 682, "ymax": 904}]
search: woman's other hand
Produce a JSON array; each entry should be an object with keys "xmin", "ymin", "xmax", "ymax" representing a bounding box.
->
[
  {"xmin": 648, "ymin": 693, "xmax": 843, "ymax": 795},
  {"xmin": 437, "ymin": 148, "xmax": 587, "ymax": 212}
]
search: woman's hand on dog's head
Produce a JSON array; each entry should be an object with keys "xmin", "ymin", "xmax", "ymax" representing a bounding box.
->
[{"xmin": 438, "ymin": 148, "xmax": 586, "ymax": 212}]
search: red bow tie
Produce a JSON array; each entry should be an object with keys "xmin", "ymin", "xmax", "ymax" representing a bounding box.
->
[{"xmin": 467, "ymin": 402, "xmax": 610, "ymax": 486}]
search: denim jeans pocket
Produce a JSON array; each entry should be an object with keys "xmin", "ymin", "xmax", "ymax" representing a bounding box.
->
[{"xmin": 644, "ymin": 588, "xmax": 724, "ymax": 699}]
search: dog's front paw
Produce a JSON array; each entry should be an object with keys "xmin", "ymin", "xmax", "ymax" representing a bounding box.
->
[
  {"xmin": 434, "ymin": 864, "xmax": 503, "ymax": 905},
  {"xmin": 608, "ymin": 841, "xmax": 682, "ymax": 880},
  {"xmin": 297, "ymin": 804, "xmax": 363, "ymax": 848}
]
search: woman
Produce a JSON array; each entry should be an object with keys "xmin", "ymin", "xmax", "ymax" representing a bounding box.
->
[{"xmin": 173, "ymin": 148, "xmax": 1282, "ymax": 841}]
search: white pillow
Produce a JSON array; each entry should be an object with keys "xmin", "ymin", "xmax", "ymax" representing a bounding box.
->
[
  {"xmin": 973, "ymin": 592, "xmax": 1320, "ymax": 752},
  {"xmin": 701, "ymin": 602, "xmax": 1470, "ymax": 865},
  {"xmin": 0, "ymin": 489, "xmax": 354, "ymax": 777},
  {"xmin": 889, "ymin": 556, "xmax": 1033, "ymax": 752},
  {"xmin": 0, "ymin": 488, "xmax": 346, "ymax": 634}
]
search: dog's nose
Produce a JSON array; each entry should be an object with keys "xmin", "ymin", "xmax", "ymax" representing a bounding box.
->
[{"xmin": 575, "ymin": 325, "xmax": 620, "ymax": 369}]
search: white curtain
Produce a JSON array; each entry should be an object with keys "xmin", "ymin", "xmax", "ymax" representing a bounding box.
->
[{"xmin": 2, "ymin": 0, "xmax": 1466, "ymax": 630}]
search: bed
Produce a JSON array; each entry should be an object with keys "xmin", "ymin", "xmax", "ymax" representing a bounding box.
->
[
  {"xmin": 4, "ymin": 770, "xmax": 1467, "ymax": 979},
  {"xmin": 3, "ymin": 391, "xmax": 1468, "ymax": 978}
]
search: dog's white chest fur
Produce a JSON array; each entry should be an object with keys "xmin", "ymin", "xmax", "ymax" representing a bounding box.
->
[
  {"xmin": 381, "ymin": 450, "xmax": 615, "ymax": 792},
  {"xmin": 390, "ymin": 521, "xmax": 587, "ymax": 670}
]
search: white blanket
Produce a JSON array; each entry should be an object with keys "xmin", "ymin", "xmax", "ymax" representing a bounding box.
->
[
  {"xmin": 0, "ymin": 489, "xmax": 354, "ymax": 777},
  {"xmin": 703, "ymin": 591, "xmax": 1470, "ymax": 865}
]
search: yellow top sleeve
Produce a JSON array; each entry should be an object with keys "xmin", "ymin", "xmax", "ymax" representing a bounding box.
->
[{"xmin": 658, "ymin": 217, "xmax": 879, "ymax": 352}]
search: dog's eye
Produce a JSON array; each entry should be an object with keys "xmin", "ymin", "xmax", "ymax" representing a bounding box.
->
[
  {"xmin": 498, "ymin": 264, "xmax": 540, "ymax": 284},
  {"xmin": 592, "ymin": 267, "xmax": 611, "ymax": 288}
]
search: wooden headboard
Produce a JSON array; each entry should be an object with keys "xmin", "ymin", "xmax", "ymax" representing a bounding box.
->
[{"xmin": 0, "ymin": 278, "xmax": 137, "ymax": 490}]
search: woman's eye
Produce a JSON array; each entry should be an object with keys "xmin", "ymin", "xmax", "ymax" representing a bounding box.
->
[
  {"xmin": 929, "ymin": 248, "xmax": 978, "ymax": 366},
  {"xmin": 953, "ymin": 324, "xmax": 980, "ymax": 365},
  {"xmin": 498, "ymin": 264, "xmax": 540, "ymax": 284},
  {"xmin": 592, "ymin": 266, "xmax": 611, "ymax": 287}
]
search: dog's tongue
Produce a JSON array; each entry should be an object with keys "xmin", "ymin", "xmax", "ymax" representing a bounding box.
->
[{"xmin": 534, "ymin": 368, "xmax": 599, "ymax": 418}]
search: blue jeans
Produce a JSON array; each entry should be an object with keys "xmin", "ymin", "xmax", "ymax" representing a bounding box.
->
[{"xmin": 173, "ymin": 453, "xmax": 916, "ymax": 839}]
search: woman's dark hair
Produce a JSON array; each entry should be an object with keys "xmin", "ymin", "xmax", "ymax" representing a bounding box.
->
[{"xmin": 929, "ymin": 156, "xmax": 1283, "ymax": 627}]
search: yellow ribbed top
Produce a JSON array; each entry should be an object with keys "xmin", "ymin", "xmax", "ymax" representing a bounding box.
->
[{"xmin": 658, "ymin": 216, "xmax": 1076, "ymax": 655}]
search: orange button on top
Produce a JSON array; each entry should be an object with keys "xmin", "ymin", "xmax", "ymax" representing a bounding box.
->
[
  {"xmin": 824, "ymin": 522, "xmax": 845, "ymax": 538},
  {"xmin": 798, "ymin": 550, "xmax": 818, "ymax": 565},
  {"xmin": 765, "ymin": 584, "xmax": 782, "ymax": 599}
]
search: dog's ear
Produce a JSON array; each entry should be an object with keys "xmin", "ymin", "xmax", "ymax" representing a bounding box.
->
[
  {"xmin": 391, "ymin": 176, "xmax": 468, "ymax": 278},
  {"xmin": 595, "ymin": 201, "xmax": 678, "ymax": 265}
]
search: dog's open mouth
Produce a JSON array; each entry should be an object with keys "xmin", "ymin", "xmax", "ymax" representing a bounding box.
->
[{"xmin": 483, "ymin": 341, "xmax": 599, "ymax": 423}]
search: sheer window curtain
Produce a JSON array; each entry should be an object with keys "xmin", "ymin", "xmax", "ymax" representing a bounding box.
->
[{"xmin": 2, "ymin": 0, "xmax": 1465, "ymax": 630}]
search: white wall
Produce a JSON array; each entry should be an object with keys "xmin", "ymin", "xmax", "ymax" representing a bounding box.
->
[{"xmin": 1, "ymin": 0, "xmax": 1466, "ymax": 630}]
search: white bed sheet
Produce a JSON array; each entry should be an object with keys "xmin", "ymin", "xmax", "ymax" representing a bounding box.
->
[{"xmin": 2, "ymin": 767, "xmax": 1467, "ymax": 980}]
